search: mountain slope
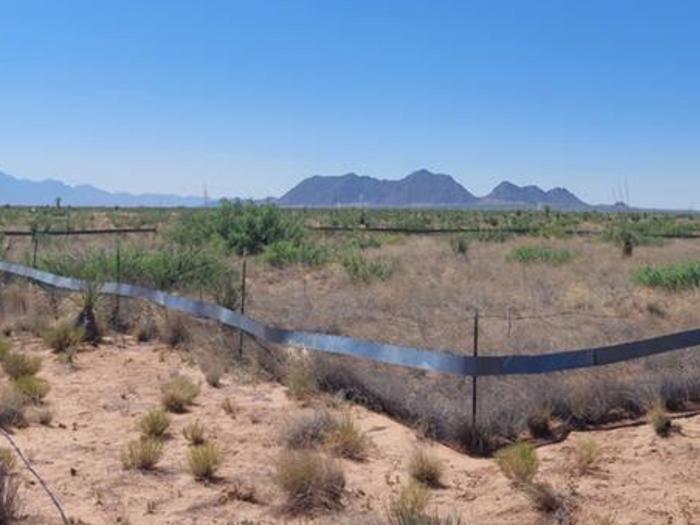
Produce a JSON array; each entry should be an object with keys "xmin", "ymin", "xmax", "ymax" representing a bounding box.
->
[
  {"xmin": 278, "ymin": 169, "xmax": 477, "ymax": 207},
  {"xmin": 483, "ymin": 181, "xmax": 587, "ymax": 209},
  {"xmin": 0, "ymin": 171, "xmax": 204, "ymax": 207}
]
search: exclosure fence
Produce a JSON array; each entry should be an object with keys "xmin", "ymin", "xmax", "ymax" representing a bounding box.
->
[{"xmin": 2, "ymin": 260, "xmax": 700, "ymax": 378}]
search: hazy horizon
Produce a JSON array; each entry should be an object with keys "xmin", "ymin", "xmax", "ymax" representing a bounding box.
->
[{"xmin": 1, "ymin": 1, "xmax": 698, "ymax": 208}]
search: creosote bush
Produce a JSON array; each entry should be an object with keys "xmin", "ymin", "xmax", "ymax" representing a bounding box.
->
[
  {"xmin": 408, "ymin": 448, "xmax": 444, "ymax": 488},
  {"xmin": 13, "ymin": 375, "xmax": 50, "ymax": 404},
  {"xmin": 188, "ymin": 442, "xmax": 221, "ymax": 481},
  {"xmin": 2, "ymin": 353, "xmax": 41, "ymax": 380},
  {"xmin": 495, "ymin": 442, "xmax": 538, "ymax": 485},
  {"xmin": 160, "ymin": 376, "xmax": 200, "ymax": 413},
  {"xmin": 138, "ymin": 408, "xmax": 171, "ymax": 439},
  {"xmin": 182, "ymin": 420, "xmax": 207, "ymax": 446},
  {"xmin": 122, "ymin": 438, "xmax": 163, "ymax": 471},
  {"xmin": 274, "ymin": 450, "xmax": 345, "ymax": 513},
  {"xmin": 42, "ymin": 322, "xmax": 84, "ymax": 353}
]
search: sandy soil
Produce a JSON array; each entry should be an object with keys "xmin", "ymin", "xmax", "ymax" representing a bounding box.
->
[{"xmin": 6, "ymin": 336, "xmax": 700, "ymax": 525}]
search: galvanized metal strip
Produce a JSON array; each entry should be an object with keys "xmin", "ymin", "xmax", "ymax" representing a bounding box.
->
[{"xmin": 1, "ymin": 261, "xmax": 698, "ymax": 377}]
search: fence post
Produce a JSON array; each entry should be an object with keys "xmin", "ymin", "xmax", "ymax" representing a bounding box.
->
[
  {"xmin": 114, "ymin": 239, "xmax": 121, "ymax": 319},
  {"xmin": 237, "ymin": 255, "xmax": 247, "ymax": 358},
  {"xmin": 471, "ymin": 309, "xmax": 479, "ymax": 428},
  {"xmin": 31, "ymin": 232, "xmax": 39, "ymax": 268}
]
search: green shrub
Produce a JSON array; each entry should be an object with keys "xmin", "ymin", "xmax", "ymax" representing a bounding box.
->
[
  {"xmin": 160, "ymin": 376, "xmax": 200, "ymax": 413},
  {"xmin": 13, "ymin": 375, "xmax": 50, "ymax": 404},
  {"xmin": 341, "ymin": 250, "xmax": 396, "ymax": 282},
  {"xmin": 42, "ymin": 322, "xmax": 84, "ymax": 353},
  {"xmin": 187, "ymin": 443, "xmax": 221, "ymax": 480},
  {"xmin": 138, "ymin": 409, "xmax": 171, "ymax": 439},
  {"xmin": 495, "ymin": 442, "xmax": 539, "ymax": 485},
  {"xmin": 263, "ymin": 241, "xmax": 329, "ymax": 267},
  {"xmin": 634, "ymin": 262, "xmax": 700, "ymax": 291},
  {"xmin": 509, "ymin": 246, "xmax": 573, "ymax": 265},
  {"xmin": 2, "ymin": 353, "xmax": 41, "ymax": 379}
]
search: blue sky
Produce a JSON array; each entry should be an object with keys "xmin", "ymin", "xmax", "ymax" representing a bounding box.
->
[{"xmin": 0, "ymin": 1, "xmax": 698, "ymax": 208}]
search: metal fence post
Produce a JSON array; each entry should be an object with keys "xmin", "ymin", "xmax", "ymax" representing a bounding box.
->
[
  {"xmin": 237, "ymin": 255, "xmax": 247, "ymax": 358},
  {"xmin": 115, "ymin": 239, "xmax": 121, "ymax": 319},
  {"xmin": 471, "ymin": 309, "xmax": 479, "ymax": 428},
  {"xmin": 31, "ymin": 232, "xmax": 39, "ymax": 268}
]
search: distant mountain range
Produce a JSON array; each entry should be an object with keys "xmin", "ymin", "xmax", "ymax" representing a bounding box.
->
[
  {"xmin": 279, "ymin": 170, "xmax": 593, "ymax": 210},
  {"xmin": 0, "ymin": 171, "xmax": 204, "ymax": 207},
  {"xmin": 1, "ymin": 168, "xmax": 621, "ymax": 210}
]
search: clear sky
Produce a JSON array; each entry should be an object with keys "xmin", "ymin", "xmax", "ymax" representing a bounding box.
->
[{"xmin": 0, "ymin": 1, "xmax": 698, "ymax": 208}]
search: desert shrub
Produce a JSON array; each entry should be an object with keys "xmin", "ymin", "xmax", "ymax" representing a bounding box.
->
[
  {"xmin": 134, "ymin": 318, "xmax": 159, "ymax": 343},
  {"xmin": 0, "ymin": 449, "xmax": 16, "ymax": 473},
  {"xmin": 160, "ymin": 376, "xmax": 200, "ymax": 413},
  {"xmin": 138, "ymin": 408, "xmax": 171, "ymax": 439},
  {"xmin": 520, "ymin": 482, "xmax": 564, "ymax": 513},
  {"xmin": 42, "ymin": 322, "xmax": 84, "ymax": 353},
  {"xmin": 200, "ymin": 359, "xmax": 224, "ymax": 388},
  {"xmin": 161, "ymin": 313, "xmax": 190, "ymax": 348},
  {"xmin": 408, "ymin": 448, "xmax": 444, "ymax": 488},
  {"xmin": 13, "ymin": 375, "xmax": 50, "ymax": 404},
  {"xmin": 121, "ymin": 438, "xmax": 163, "ymax": 471},
  {"xmin": 281, "ymin": 409, "xmax": 336, "ymax": 449},
  {"xmin": 326, "ymin": 413, "xmax": 368, "ymax": 460},
  {"xmin": 341, "ymin": 251, "xmax": 396, "ymax": 282},
  {"xmin": 0, "ymin": 338, "xmax": 10, "ymax": 361},
  {"xmin": 509, "ymin": 246, "xmax": 573, "ymax": 265},
  {"xmin": 634, "ymin": 262, "xmax": 700, "ymax": 291},
  {"xmin": 188, "ymin": 442, "xmax": 221, "ymax": 480},
  {"xmin": 182, "ymin": 420, "xmax": 207, "ymax": 446},
  {"xmin": 30, "ymin": 407, "xmax": 53, "ymax": 426},
  {"xmin": 286, "ymin": 356, "xmax": 318, "ymax": 400},
  {"xmin": 263, "ymin": 240, "xmax": 329, "ymax": 267},
  {"xmin": 0, "ymin": 388, "xmax": 27, "ymax": 428},
  {"xmin": 449, "ymin": 235, "xmax": 470, "ymax": 256},
  {"xmin": 274, "ymin": 450, "xmax": 345, "ymax": 513},
  {"xmin": 649, "ymin": 402, "xmax": 672, "ymax": 437},
  {"xmin": 495, "ymin": 442, "xmax": 538, "ymax": 485},
  {"xmin": 388, "ymin": 482, "xmax": 432, "ymax": 524},
  {"xmin": 572, "ymin": 437, "xmax": 601, "ymax": 475},
  {"xmin": 212, "ymin": 269, "xmax": 241, "ymax": 311},
  {"xmin": 526, "ymin": 409, "xmax": 553, "ymax": 439},
  {"xmin": 2, "ymin": 353, "xmax": 41, "ymax": 379},
  {"xmin": 0, "ymin": 467, "xmax": 22, "ymax": 523}
]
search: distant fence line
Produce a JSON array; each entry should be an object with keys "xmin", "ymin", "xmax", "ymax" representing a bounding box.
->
[
  {"xmin": 308, "ymin": 225, "xmax": 700, "ymax": 238},
  {"xmin": 1, "ymin": 227, "xmax": 157, "ymax": 237},
  {"xmin": 1, "ymin": 261, "xmax": 699, "ymax": 378}
]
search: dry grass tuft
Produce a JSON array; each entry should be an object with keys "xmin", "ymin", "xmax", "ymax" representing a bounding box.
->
[
  {"xmin": 160, "ymin": 376, "xmax": 200, "ymax": 413},
  {"xmin": 121, "ymin": 438, "xmax": 164, "ymax": 471},
  {"xmin": 572, "ymin": 437, "xmax": 601, "ymax": 475},
  {"xmin": 13, "ymin": 375, "xmax": 50, "ymax": 404},
  {"xmin": 161, "ymin": 313, "xmax": 190, "ymax": 348},
  {"xmin": 495, "ymin": 442, "xmax": 538, "ymax": 485},
  {"xmin": 187, "ymin": 442, "xmax": 221, "ymax": 481},
  {"xmin": 222, "ymin": 397, "xmax": 238, "ymax": 418},
  {"xmin": 27, "ymin": 406, "xmax": 53, "ymax": 426},
  {"xmin": 0, "ymin": 388, "xmax": 27, "ymax": 428},
  {"xmin": 138, "ymin": 408, "xmax": 171, "ymax": 439},
  {"xmin": 42, "ymin": 321, "xmax": 83, "ymax": 353},
  {"xmin": 326, "ymin": 412, "xmax": 368, "ymax": 461},
  {"xmin": 182, "ymin": 420, "xmax": 207, "ymax": 446},
  {"xmin": 408, "ymin": 448, "xmax": 444, "ymax": 488},
  {"xmin": 0, "ymin": 466, "xmax": 22, "ymax": 523},
  {"xmin": 649, "ymin": 402, "xmax": 673, "ymax": 437},
  {"xmin": 0, "ymin": 449, "xmax": 16, "ymax": 473},
  {"xmin": 2, "ymin": 352, "xmax": 41, "ymax": 380},
  {"xmin": 521, "ymin": 482, "xmax": 565, "ymax": 513},
  {"xmin": 274, "ymin": 450, "xmax": 345, "ymax": 513},
  {"xmin": 280, "ymin": 409, "xmax": 335, "ymax": 449},
  {"xmin": 285, "ymin": 356, "xmax": 318, "ymax": 400},
  {"xmin": 388, "ymin": 482, "xmax": 432, "ymax": 524}
]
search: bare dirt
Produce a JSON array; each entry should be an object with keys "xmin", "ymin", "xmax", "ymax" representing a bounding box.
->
[{"xmin": 7, "ymin": 336, "xmax": 700, "ymax": 525}]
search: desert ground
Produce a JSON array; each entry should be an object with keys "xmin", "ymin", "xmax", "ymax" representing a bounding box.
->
[{"xmin": 4, "ymin": 334, "xmax": 699, "ymax": 525}]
